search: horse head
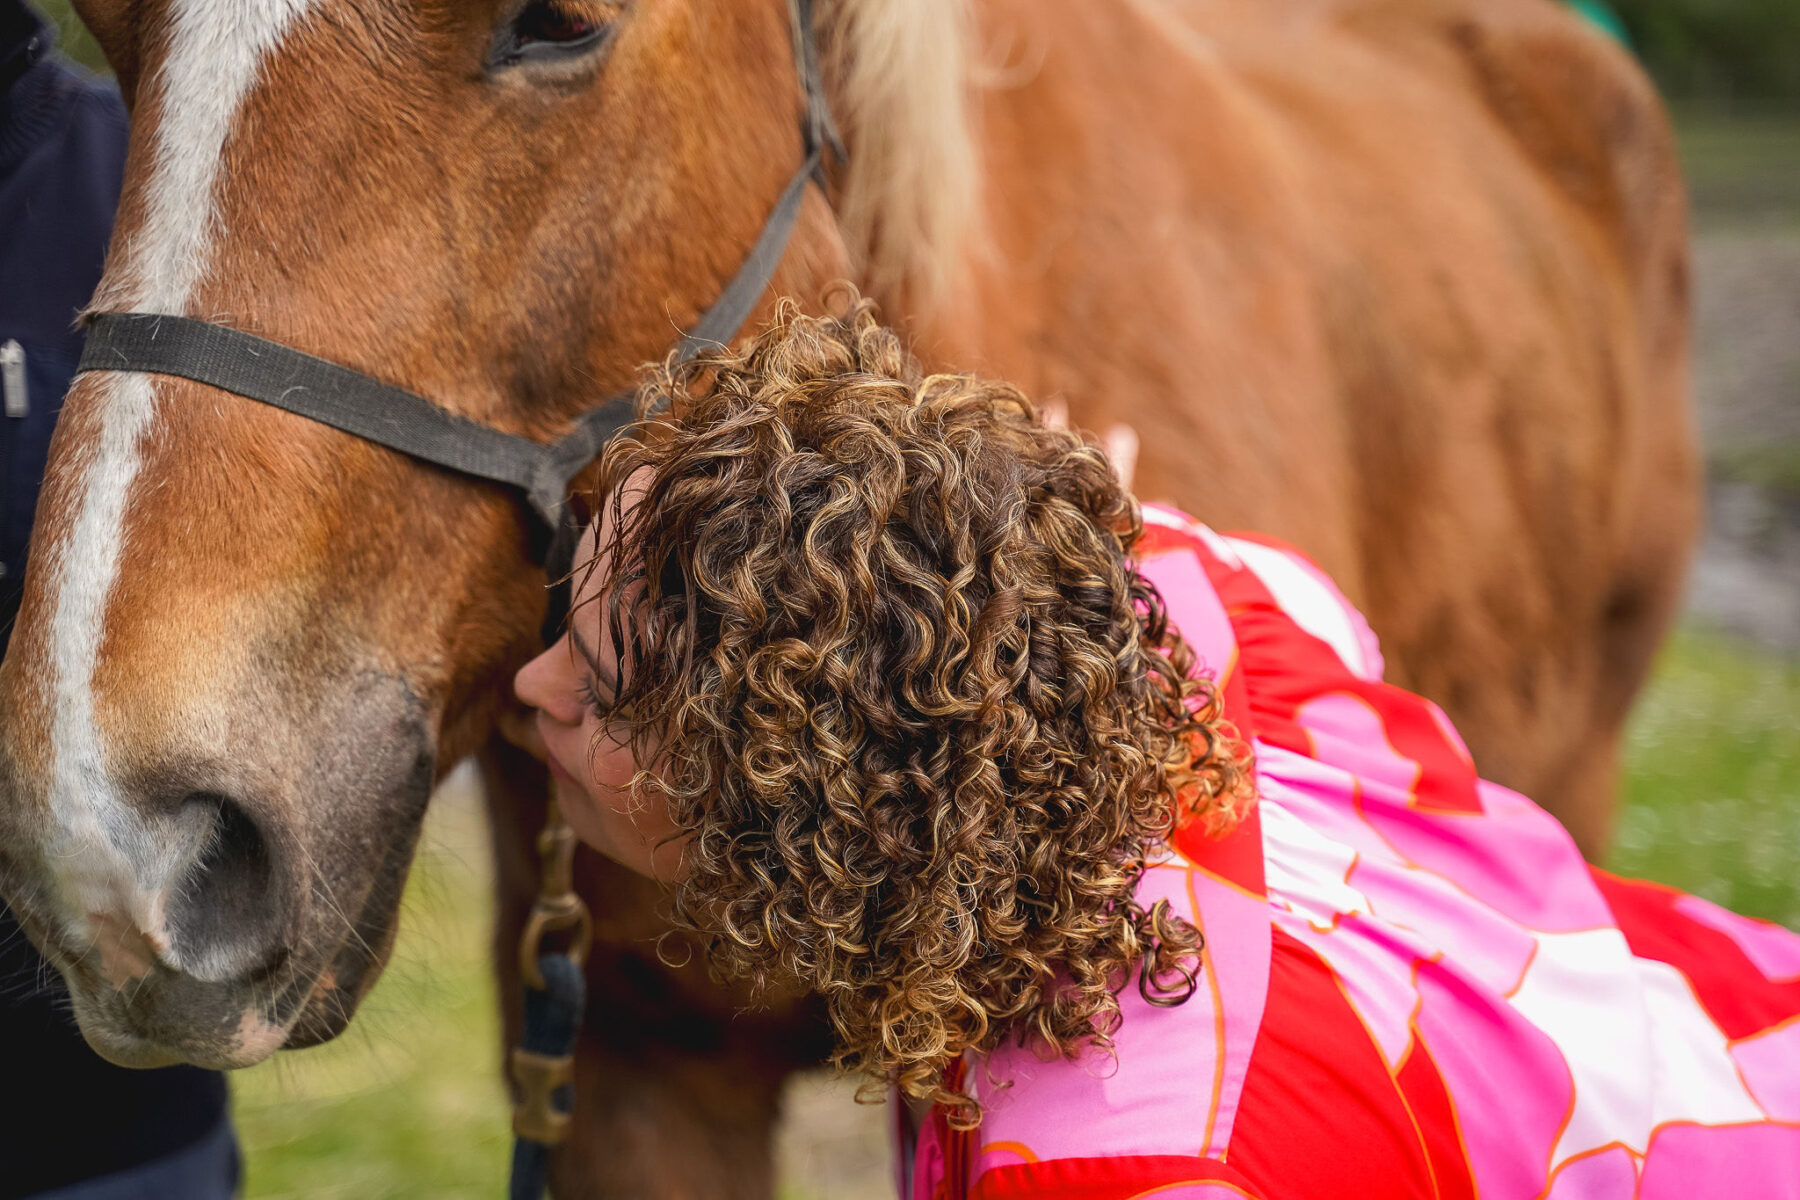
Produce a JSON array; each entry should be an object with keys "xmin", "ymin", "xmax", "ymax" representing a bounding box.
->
[{"xmin": 0, "ymin": 0, "xmax": 973, "ymax": 1069}]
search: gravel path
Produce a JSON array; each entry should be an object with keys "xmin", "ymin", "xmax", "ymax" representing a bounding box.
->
[{"xmin": 1686, "ymin": 231, "xmax": 1800, "ymax": 650}]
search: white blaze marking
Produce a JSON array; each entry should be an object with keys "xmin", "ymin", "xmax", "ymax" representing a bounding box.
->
[
  {"xmin": 45, "ymin": 0, "xmax": 318, "ymax": 925},
  {"xmin": 133, "ymin": 0, "xmax": 321, "ymax": 311}
]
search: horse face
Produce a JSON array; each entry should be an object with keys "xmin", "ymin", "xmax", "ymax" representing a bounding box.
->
[{"xmin": 0, "ymin": 0, "xmax": 844, "ymax": 1068}]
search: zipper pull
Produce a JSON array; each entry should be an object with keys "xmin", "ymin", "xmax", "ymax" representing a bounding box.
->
[{"xmin": 1, "ymin": 339, "xmax": 26, "ymax": 419}]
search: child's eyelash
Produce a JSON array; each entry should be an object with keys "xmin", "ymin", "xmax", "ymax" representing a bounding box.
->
[
  {"xmin": 578, "ymin": 676, "xmax": 634, "ymax": 723},
  {"xmin": 577, "ymin": 676, "xmax": 606, "ymax": 715}
]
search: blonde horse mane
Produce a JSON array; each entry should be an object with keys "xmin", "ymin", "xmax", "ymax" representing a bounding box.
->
[{"xmin": 819, "ymin": 0, "xmax": 982, "ymax": 313}]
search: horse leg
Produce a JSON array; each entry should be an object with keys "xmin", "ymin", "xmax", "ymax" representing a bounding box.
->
[
  {"xmin": 1538, "ymin": 499, "xmax": 1700, "ymax": 860},
  {"xmin": 479, "ymin": 737, "xmax": 830, "ymax": 1199}
]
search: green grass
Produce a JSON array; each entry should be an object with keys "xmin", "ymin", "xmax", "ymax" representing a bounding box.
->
[{"xmin": 1609, "ymin": 629, "xmax": 1800, "ymax": 927}]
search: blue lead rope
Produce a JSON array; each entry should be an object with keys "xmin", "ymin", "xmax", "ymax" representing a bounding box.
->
[{"xmin": 508, "ymin": 953, "xmax": 587, "ymax": 1200}]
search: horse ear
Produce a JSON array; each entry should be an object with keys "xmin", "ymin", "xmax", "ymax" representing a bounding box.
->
[{"xmin": 70, "ymin": 0, "xmax": 143, "ymax": 107}]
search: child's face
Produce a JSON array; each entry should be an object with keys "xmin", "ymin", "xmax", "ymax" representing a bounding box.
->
[{"xmin": 512, "ymin": 480, "xmax": 685, "ymax": 882}]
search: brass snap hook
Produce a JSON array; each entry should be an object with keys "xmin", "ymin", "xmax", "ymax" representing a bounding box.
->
[{"xmin": 518, "ymin": 802, "xmax": 593, "ymax": 992}]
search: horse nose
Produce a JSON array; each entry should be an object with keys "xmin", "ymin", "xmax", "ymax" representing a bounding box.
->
[{"xmin": 160, "ymin": 791, "xmax": 291, "ymax": 982}]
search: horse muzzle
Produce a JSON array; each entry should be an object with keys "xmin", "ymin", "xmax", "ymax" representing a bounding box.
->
[{"xmin": 0, "ymin": 665, "xmax": 437, "ymax": 1070}]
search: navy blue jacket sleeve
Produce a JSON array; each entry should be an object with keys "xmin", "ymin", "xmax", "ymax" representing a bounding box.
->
[
  {"xmin": 0, "ymin": 7, "xmax": 233, "ymax": 1196},
  {"xmin": 0, "ymin": 5, "xmax": 127, "ymax": 653}
]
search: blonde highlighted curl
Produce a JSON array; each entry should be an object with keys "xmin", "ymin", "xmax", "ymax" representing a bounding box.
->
[{"xmin": 579, "ymin": 298, "xmax": 1244, "ymax": 1122}]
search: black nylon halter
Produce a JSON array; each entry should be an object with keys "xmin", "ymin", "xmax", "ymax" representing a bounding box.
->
[{"xmin": 77, "ymin": 0, "xmax": 841, "ymax": 608}]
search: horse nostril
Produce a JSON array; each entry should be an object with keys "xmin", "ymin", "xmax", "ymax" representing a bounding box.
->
[{"xmin": 166, "ymin": 793, "xmax": 286, "ymax": 980}]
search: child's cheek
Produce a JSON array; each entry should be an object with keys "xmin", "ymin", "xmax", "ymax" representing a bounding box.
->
[
  {"xmin": 587, "ymin": 737, "xmax": 639, "ymax": 795},
  {"xmin": 557, "ymin": 782, "xmax": 615, "ymax": 860},
  {"xmin": 555, "ymin": 731, "xmax": 635, "ymax": 844}
]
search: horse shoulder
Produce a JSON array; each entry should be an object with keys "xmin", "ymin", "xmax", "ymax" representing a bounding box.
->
[{"xmin": 1341, "ymin": 0, "xmax": 1687, "ymax": 295}]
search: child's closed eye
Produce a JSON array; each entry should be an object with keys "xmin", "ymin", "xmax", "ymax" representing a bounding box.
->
[{"xmin": 578, "ymin": 676, "xmax": 634, "ymax": 724}]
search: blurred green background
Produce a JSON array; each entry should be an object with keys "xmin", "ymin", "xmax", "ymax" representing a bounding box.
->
[
  {"xmin": 22, "ymin": 0, "xmax": 1800, "ymax": 1196},
  {"xmin": 1610, "ymin": 0, "xmax": 1800, "ymax": 106}
]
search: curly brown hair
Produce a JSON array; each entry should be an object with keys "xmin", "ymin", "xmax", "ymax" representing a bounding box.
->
[{"xmin": 577, "ymin": 298, "xmax": 1244, "ymax": 1120}]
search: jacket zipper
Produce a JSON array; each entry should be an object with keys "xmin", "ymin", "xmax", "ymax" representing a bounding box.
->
[{"xmin": 1, "ymin": 339, "xmax": 26, "ymax": 418}]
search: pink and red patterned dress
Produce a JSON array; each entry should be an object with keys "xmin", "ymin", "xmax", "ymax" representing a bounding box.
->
[{"xmin": 905, "ymin": 506, "xmax": 1800, "ymax": 1199}]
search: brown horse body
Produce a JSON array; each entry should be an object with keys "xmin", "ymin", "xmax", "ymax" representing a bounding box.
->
[
  {"xmin": 942, "ymin": 0, "xmax": 1697, "ymax": 854},
  {"xmin": 0, "ymin": 0, "xmax": 1691, "ymax": 1194}
]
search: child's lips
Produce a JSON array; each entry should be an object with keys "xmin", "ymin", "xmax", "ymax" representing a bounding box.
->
[
  {"xmin": 545, "ymin": 753, "xmax": 579, "ymax": 787},
  {"xmin": 496, "ymin": 703, "xmax": 546, "ymax": 762}
]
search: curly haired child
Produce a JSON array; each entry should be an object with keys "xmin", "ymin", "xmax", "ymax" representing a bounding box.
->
[{"xmin": 514, "ymin": 300, "xmax": 1800, "ymax": 1199}]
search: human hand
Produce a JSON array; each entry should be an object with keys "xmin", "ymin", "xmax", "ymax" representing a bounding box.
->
[{"xmin": 1040, "ymin": 399, "xmax": 1139, "ymax": 492}]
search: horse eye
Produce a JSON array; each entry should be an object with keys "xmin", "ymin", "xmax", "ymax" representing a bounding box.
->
[
  {"xmin": 517, "ymin": 2, "xmax": 601, "ymax": 46},
  {"xmin": 492, "ymin": 1, "xmax": 613, "ymax": 67}
]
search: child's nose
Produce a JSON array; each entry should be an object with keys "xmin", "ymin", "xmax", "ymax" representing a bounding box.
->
[{"xmin": 513, "ymin": 637, "xmax": 582, "ymax": 726}]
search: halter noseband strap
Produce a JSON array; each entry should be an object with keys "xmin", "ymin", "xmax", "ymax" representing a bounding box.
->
[{"xmin": 78, "ymin": 312, "xmax": 626, "ymax": 533}]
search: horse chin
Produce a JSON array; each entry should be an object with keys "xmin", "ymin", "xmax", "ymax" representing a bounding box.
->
[
  {"xmin": 61, "ymin": 972, "xmax": 294, "ymax": 1071},
  {"xmin": 64, "ymin": 956, "xmax": 393, "ymax": 1070},
  {"xmin": 85, "ymin": 1038, "xmax": 190, "ymax": 1071},
  {"xmin": 60, "ymin": 941, "xmax": 386, "ymax": 1068},
  {"xmin": 284, "ymin": 985, "xmax": 367, "ymax": 1050},
  {"xmin": 282, "ymin": 932, "xmax": 397, "ymax": 1051}
]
